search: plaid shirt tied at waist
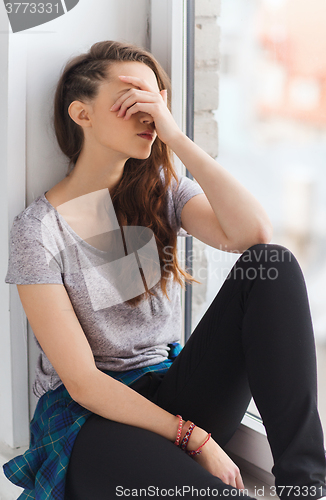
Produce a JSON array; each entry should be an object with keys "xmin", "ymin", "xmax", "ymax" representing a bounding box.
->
[{"xmin": 2, "ymin": 342, "xmax": 182, "ymax": 500}]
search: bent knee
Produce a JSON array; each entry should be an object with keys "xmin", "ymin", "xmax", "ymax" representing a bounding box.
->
[
  {"xmin": 239, "ymin": 244, "xmax": 299, "ymax": 276},
  {"xmin": 244, "ymin": 243, "xmax": 294, "ymax": 263}
]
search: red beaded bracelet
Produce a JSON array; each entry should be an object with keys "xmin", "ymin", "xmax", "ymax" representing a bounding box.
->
[
  {"xmin": 174, "ymin": 415, "xmax": 183, "ymax": 446},
  {"xmin": 187, "ymin": 432, "xmax": 211, "ymax": 456},
  {"xmin": 179, "ymin": 420, "xmax": 193, "ymax": 443},
  {"xmin": 180, "ymin": 422, "xmax": 196, "ymax": 451}
]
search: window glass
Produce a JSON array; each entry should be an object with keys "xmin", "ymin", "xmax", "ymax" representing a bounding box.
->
[{"xmin": 193, "ymin": 0, "xmax": 326, "ymax": 430}]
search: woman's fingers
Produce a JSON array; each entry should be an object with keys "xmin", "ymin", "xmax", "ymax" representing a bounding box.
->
[
  {"xmin": 111, "ymin": 77, "xmax": 168, "ymax": 118},
  {"xmin": 113, "ymin": 90, "xmax": 160, "ymax": 117},
  {"xmin": 228, "ymin": 477, "xmax": 237, "ymax": 489},
  {"xmin": 226, "ymin": 466, "xmax": 244, "ymax": 490},
  {"xmin": 123, "ymin": 102, "xmax": 158, "ymax": 121},
  {"xmin": 111, "ymin": 90, "xmax": 155, "ymax": 113},
  {"xmin": 236, "ymin": 471, "xmax": 245, "ymax": 490},
  {"xmin": 160, "ymin": 89, "xmax": 168, "ymax": 105},
  {"xmin": 118, "ymin": 75, "xmax": 156, "ymax": 92},
  {"xmin": 228, "ymin": 465, "xmax": 243, "ymax": 490}
]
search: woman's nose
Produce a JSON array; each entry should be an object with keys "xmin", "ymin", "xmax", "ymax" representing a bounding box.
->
[{"xmin": 139, "ymin": 112, "xmax": 154, "ymax": 125}]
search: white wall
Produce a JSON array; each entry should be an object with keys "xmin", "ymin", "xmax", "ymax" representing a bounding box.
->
[
  {"xmin": 25, "ymin": 1, "xmax": 150, "ymax": 206},
  {"xmin": 0, "ymin": 0, "xmax": 150, "ymax": 448}
]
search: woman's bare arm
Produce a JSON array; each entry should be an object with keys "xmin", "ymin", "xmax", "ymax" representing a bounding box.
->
[
  {"xmin": 17, "ymin": 282, "xmax": 243, "ymax": 488},
  {"xmin": 18, "ymin": 283, "xmax": 180, "ymax": 438}
]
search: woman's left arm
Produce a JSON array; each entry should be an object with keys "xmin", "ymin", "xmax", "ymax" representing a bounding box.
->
[{"xmin": 113, "ymin": 76, "xmax": 273, "ymax": 253}]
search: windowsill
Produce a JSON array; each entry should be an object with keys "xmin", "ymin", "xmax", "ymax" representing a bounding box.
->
[{"xmin": 241, "ymin": 412, "xmax": 266, "ymax": 436}]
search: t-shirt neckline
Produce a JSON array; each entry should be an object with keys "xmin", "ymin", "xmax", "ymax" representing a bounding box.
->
[{"xmin": 41, "ymin": 191, "xmax": 111, "ymax": 256}]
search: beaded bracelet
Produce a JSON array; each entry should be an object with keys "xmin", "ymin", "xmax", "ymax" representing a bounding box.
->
[
  {"xmin": 186, "ymin": 432, "xmax": 211, "ymax": 456},
  {"xmin": 179, "ymin": 420, "xmax": 194, "ymax": 444},
  {"xmin": 174, "ymin": 415, "xmax": 183, "ymax": 446},
  {"xmin": 180, "ymin": 421, "xmax": 196, "ymax": 451}
]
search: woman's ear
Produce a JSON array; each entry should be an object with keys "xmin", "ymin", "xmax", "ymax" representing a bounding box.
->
[{"xmin": 68, "ymin": 101, "xmax": 92, "ymax": 128}]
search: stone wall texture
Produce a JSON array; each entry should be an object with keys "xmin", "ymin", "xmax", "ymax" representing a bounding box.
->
[
  {"xmin": 194, "ymin": 0, "xmax": 220, "ymax": 159},
  {"xmin": 192, "ymin": 0, "xmax": 221, "ymax": 329}
]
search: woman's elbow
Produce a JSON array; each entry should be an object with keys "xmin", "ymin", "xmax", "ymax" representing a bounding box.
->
[
  {"xmin": 64, "ymin": 367, "xmax": 99, "ymax": 406},
  {"xmin": 254, "ymin": 219, "xmax": 274, "ymax": 246},
  {"xmin": 240, "ymin": 219, "xmax": 273, "ymax": 251}
]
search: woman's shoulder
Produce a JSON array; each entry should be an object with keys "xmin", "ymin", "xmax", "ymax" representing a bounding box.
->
[
  {"xmin": 6, "ymin": 190, "xmax": 65, "ymax": 286},
  {"xmin": 14, "ymin": 193, "xmax": 53, "ymax": 225},
  {"xmin": 11, "ymin": 186, "xmax": 67, "ymax": 243},
  {"xmin": 14, "ymin": 176, "xmax": 70, "ymax": 226},
  {"xmin": 43, "ymin": 177, "xmax": 71, "ymax": 210}
]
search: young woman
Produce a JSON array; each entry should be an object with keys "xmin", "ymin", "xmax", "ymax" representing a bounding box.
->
[{"xmin": 3, "ymin": 40, "xmax": 326, "ymax": 500}]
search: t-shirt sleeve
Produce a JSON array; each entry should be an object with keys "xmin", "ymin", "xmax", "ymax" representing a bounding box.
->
[
  {"xmin": 5, "ymin": 214, "xmax": 64, "ymax": 285},
  {"xmin": 172, "ymin": 174, "xmax": 205, "ymax": 236}
]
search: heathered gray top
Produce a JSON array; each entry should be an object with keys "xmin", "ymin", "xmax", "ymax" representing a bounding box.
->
[{"xmin": 5, "ymin": 173, "xmax": 204, "ymax": 398}]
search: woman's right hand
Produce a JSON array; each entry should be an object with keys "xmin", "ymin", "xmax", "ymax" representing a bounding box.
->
[{"xmin": 188, "ymin": 427, "xmax": 244, "ymax": 489}]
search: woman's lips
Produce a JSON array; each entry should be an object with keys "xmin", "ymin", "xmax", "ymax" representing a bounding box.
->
[{"xmin": 137, "ymin": 133, "xmax": 153, "ymax": 141}]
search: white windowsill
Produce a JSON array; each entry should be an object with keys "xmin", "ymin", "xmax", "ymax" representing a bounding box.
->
[{"xmin": 242, "ymin": 412, "xmax": 267, "ymax": 435}]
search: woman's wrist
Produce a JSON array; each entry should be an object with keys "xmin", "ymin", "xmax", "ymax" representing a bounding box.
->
[
  {"xmin": 183, "ymin": 424, "xmax": 208, "ymax": 452},
  {"xmin": 173, "ymin": 416, "xmax": 211, "ymax": 455},
  {"xmin": 164, "ymin": 129, "xmax": 187, "ymax": 152}
]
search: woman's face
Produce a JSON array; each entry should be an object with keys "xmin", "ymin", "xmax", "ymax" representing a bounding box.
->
[{"xmin": 77, "ymin": 61, "xmax": 160, "ymax": 161}]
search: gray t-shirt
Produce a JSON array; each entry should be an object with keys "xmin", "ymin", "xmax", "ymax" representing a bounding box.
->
[{"xmin": 5, "ymin": 173, "xmax": 204, "ymax": 398}]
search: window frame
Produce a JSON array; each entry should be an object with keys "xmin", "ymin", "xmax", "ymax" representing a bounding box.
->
[{"xmin": 0, "ymin": 27, "xmax": 30, "ymax": 448}]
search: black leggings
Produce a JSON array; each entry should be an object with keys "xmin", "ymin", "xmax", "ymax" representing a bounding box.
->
[{"xmin": 65, "ymin": 244, "xmax": 326, "ymax": 500}]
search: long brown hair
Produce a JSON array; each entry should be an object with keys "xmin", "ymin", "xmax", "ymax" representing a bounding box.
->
[{"xmin": 53, "ymin": 40, "xmax": 199, "ymax": 306}]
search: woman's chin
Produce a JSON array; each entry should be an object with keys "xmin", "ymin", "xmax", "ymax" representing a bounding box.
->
[{"xmin": 133, "ymin": 150, "xmax": 152, "ymax": 160}]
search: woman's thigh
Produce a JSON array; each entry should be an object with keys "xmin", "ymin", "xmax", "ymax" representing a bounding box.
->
[{"xmin": 65, "ymin": 412, "xmax": 254, "ymax": 500}]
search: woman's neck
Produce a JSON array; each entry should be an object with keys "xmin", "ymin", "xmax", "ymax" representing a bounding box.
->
[{"xmin": 65, "ymin": 147, "xmax": 127, "ymax": 197}]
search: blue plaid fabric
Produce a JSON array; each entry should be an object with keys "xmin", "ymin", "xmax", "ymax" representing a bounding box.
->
[{"xmin": 2, "ymin": 343, "xmax": 182, "ymax": 500}]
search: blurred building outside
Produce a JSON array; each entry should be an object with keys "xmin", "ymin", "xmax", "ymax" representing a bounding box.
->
[{"xmin": 192, "ymin": 0, "xmax": 326, "ymax": 429}]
